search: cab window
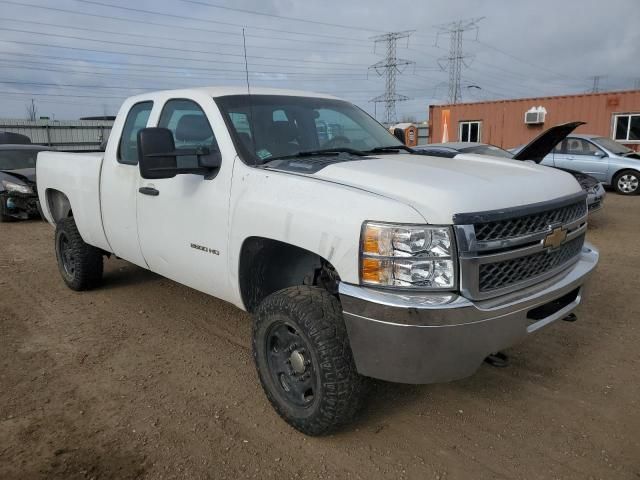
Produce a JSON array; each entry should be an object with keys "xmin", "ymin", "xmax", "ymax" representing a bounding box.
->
[
  {"xmin": 118, "ymin": 101, "xmax": 153, "ymax": 165},
  {"xmin": 566, "ymin": 138, "xmax": 603, "ymax": 156},
  {"xmin": 158, "ymin": 99, "xmax": 218, "ymax": 169}
]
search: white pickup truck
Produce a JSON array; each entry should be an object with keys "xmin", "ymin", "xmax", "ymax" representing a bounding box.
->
[{"xmin": 37, "ymin": 87, "xmax": 599, "ymax": 435}]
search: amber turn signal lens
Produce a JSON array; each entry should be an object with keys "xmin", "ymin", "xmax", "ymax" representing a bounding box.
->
[
  {"xmin": 362, "ymin": 226, "xmax": 380, "ymax": 255},
  {"xmin": 361, "ymin": 257, "xmax": 381, "ymax": 283}
]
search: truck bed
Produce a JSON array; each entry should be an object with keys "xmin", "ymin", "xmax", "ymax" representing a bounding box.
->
[{"xmin": 36, "ymin": 151, "xmax": 111, "ymax": 252}]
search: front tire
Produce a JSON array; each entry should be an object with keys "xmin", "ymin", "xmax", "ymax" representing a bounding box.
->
[
  {"xmin": 55, "ymin": 217, "xmax": 104, "ymax": 291},
  {"xmin": 253, "ymin": 286, "xmax": 367, "ymax": 436},
  {"xmin": 613, "ymin": 169, "xmax": 639, "ymax": 195}
]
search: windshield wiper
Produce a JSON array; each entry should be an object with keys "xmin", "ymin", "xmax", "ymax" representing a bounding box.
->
[
  {"xmin": 366, "ymin": 145, "xmax": 415, "ymax": 154},
  {"xmin": 263, "ymin": 147, "xmax": 367, "ymax": 163}
]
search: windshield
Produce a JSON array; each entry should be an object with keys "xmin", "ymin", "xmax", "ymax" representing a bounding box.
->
[
  {"xmin": 591, "ymin": 137, "xmax": 634, "ymax": 155},
  {"xmin": 458, "ymin": 144, "xmax": 513, "ymax": 158},
  {"xmin": 215, "ymin": 95, "xmax": 403, "ymax": 164},
  {"xmin": 0, "ymin": 149, "xmax": 41, "ymax": 170}
]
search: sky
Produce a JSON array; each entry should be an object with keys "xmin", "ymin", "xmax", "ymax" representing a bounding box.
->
[{"xmin": 0, "ymin": 0, "xmax": 638, "ymax": 121}]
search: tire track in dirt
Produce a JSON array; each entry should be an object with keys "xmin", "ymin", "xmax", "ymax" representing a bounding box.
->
[{"xmin": 1, "ymin": 198, "xmax": 640, "ymax": 479}]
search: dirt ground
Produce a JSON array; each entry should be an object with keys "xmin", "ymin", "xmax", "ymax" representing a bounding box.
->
[{"xmin": 1, "ymin": 194, "xmax": 639, "ymax": 480}]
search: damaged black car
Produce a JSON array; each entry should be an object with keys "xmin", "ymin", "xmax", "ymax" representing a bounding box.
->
[{"xmin": 0, "ymin": 144, "xmax": 53, "ymax": 222}]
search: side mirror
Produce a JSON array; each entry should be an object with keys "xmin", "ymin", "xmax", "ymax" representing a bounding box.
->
[
  {"xmin": 393, "ymin": 128, "xmax": 406, "ymax": 144},
  {"xmin": 137, "ymin": 128, "xmax": 178, "ymax": 179},
  {"xmin": 594, "ymin": 151, "xmax": 606, "ymax": 158}
]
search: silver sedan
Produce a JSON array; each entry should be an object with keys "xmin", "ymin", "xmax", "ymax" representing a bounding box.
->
[{"xmin": 541, "ymin": 135, "xmax": 640, "ymax": 195}]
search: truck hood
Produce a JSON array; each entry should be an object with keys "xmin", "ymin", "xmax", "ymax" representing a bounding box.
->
[{"xmin": 312, "ymin": 153, "xmax": 582, "ymax": 224}]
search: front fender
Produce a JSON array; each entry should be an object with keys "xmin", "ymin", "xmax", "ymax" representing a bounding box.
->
[{"xmin": 227, "ymin": 162, "xmax": 425, "ymax": 307}]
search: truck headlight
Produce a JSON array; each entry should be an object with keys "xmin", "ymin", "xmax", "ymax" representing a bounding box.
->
[
  {"xmin": 360, "ymin": 222, "xmax": 456, "ymax": 289},
  {"xmin": 2, "ymin": 180, "xmax": 33, "ymax": 195}
]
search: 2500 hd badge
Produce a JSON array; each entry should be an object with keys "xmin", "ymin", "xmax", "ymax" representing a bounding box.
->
[{"xmin": 190, "ymin": 243, "xmax": 220, "ymax": 255}]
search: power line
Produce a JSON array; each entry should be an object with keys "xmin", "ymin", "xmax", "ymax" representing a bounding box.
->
[
  {"xmin": 0, "ymin": 51, "xmax": 370, "ymax": 78},
  {"xmin": 0, "ymin": 90, "xmax": 125, "ymax": 99},
  {"xmin": 369, "ymin": 31, "xmax": 416, "ymax": 125},
  {"xmin": 181, "ymin": 0, "xmax": 381, "ymax": 33},
  {"xmin": 0, "ymin": 27, "xmax": 373, "ymax": 70},
  {"xmin": 0, "ymin": 0, "xmax": 372, "ymax": 49},
  {"xmin": 0, "ymin": 39, "xmax": 374, "ymax": 75},
  {"xmin": 72, "ymin": 0, "xmax": 373, "ymax": 45},
  {"xmin": 435, "ymin": 17, "xmax": 484, "ymax": 104},
  {"xmin": 0, "ymin": 59, "xmax": 372, "ymax": 84},
  {"xmin": 0, "ymin": 79, "xmax": 435, "ymax": 97},
  {"xmin": 474, "ymin": 39, "xmax": 583, "ymax": 82},
  {"xmin": 0, "ymin": 17, "xmax": 372, "ymax": 56}
]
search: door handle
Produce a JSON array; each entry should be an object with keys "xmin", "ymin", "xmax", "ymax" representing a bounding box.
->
[{"xmin": 139, "ymin": 186, "xmax": 159, "ymax": 196}]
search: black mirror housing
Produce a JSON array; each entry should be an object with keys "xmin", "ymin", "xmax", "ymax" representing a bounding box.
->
[
  {"xmin": 137, "ymin": 128, "xmax": 178, "ymax": 179},
  {"xmin": 199, "ymin": 150, "xmax": 222, "ymax": 169}
]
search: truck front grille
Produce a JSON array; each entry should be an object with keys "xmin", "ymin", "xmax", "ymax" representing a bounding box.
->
[
  {"xmin": 478, "ymin": 234, "xmax": 585, "ymax": 292},
  {"xmin": 474, "ymin": 200, "xmax": 587, "ymax": 242},
  {"xmin": 454, "ymin": 193, "xmax": 588, "ymax": 300}
]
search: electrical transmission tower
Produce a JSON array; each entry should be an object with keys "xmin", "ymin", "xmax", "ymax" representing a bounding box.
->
[
  {"xmin": 435, "ymin": 17, "xmax": 484, "ymax": 104},
  {"xmin": 369, "ymin": 30, "xmax": 415, "ymax": 125},
  {"xmin": 590, "ymin": 75, "xmax": 603, "ymax": 93}
]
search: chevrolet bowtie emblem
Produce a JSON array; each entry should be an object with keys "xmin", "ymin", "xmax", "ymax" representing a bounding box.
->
[{"xmin": 544, "ymin": 227, "xmax": 568, "ymax": 250}]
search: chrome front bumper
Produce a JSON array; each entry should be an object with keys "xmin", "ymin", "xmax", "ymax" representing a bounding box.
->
[{"xmin": 339, "ymin": 242, "xmax": 599, "ymax": 384}]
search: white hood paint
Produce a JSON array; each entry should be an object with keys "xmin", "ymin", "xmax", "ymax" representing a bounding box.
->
[{"xmin": 313, "ymin": 153, "xmax": 583, "ymax": 224}]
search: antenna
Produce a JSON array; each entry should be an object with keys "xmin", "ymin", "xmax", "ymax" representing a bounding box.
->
[{"xmin": 242, "ymin": 28, "xmax": 258, "ymax": 166}]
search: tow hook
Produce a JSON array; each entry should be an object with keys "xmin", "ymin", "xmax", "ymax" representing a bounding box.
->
[
  {"xmin": 484, "ymin": 351, "xmax": 509, "ymax": 368},
  {"xmin": 562, "ymin": 313, "xmax": 577, "ymax": 322}
]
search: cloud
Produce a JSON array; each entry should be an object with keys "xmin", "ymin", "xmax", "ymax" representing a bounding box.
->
[{"xmin": 0, "ymin": 0, "xmax": 637, "ymax": 120}]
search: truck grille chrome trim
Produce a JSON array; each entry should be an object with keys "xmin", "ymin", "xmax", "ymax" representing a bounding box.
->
[
  {"xmin": 474, "ymin": 201, "xmax": 587, "ymax": 242},
  {"xmin": 454, "ymin": 194, "xmax": 588, "ymax": 300}
]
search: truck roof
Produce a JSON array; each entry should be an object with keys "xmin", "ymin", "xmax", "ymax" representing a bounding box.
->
[{"xmin": 126, "ymin": 86, "xmax": 341, "ymax": 102}]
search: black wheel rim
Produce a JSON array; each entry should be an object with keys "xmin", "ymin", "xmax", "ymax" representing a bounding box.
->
[
  {"xmin": 265, "ymin": 321, "xmax": 317, "ymax": 408},
  {"xmin": 58, "ymin": 231, "xmax": 75, "ymax": 278}
]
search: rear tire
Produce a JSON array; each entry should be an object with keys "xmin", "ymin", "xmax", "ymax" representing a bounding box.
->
[
  {"xmin": 253, "ymin": 286, "xmax": 368, "ymax": 436},
  {"xmin": 55, "ymin": 217, "xmax": 103, "ymax": 291},
  {"xmin": 613, "ymin": 169, "xmax": 639, "ymax": 195}
]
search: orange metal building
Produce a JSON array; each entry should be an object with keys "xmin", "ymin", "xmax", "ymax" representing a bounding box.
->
[{"xmin": 428, "ymin": 89, "xmax": 640, "ymax": 151}]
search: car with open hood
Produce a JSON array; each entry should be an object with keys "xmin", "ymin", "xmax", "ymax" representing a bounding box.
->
[
  {"xmin": 538, "ymin": 134, "xmax": 640, "ymax": 195},
  {"xmin": 415, "ymin": 122, "xmax": 605, "ymax": 213},
  {"xmin": 0, "ymin": 144, "xmax": 53, "ymax": 222}
]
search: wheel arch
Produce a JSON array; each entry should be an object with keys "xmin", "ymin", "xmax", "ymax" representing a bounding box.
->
[
  {"xmin": 238, "ymin": 236, "xmax": 341, "ymax": 313},
  {"xmin": 45, "ymin": 188, "xmax": 73, "ymax": 224},
  {"xmin": 612, "ymin": 168, "xmax": 640, "ymax": 192}
]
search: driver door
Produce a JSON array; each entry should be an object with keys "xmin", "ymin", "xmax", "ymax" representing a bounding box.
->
[
  {"xmin": 136, "ymin": 98, "xmax": 233, "ymax": 297},
  {"xmin": 564, "ymin": 138, "xmax": 609, "ymax": 181}
]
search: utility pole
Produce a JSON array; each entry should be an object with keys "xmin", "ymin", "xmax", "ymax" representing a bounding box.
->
[
  {"xmin": 435, "ymin": 17, "xmax": 484, "ymax": 104},
  {"xmin": 369, "ymin": 30, "xmax": 415, "ymax": 126}
]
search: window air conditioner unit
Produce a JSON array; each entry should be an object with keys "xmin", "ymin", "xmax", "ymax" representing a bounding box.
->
[{"xmin": 524, "ymin": 106, "xmax": 546, "ymax": 125}]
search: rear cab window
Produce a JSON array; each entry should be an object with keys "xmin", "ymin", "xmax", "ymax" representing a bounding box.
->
[
  {"xmin": 118, "ymin": 101, "xmax": 154, "ymax": 165},
  {"xmin": 158, "ymin": 99, "xmax": 219, "ymax": 169}
]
